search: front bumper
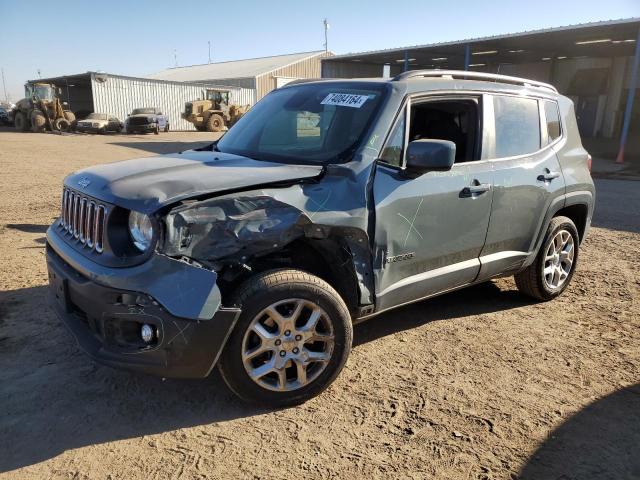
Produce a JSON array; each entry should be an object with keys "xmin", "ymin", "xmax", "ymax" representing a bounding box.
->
[
  {"xmin": 128, "ymin": 123, "xmax": 156, "ymax": 132},
  {"xmin": 46, "ymin": 227, "xmax": 241, "ymax": 378},
  {"xmin": 76, "ymin": 125, "xmax": 102, "ymax": 133}
]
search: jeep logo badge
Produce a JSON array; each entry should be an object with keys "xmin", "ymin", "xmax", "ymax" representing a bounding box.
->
[{"xmin": 77, "ymin": 177, "xmax": 91, "ymax": 189}]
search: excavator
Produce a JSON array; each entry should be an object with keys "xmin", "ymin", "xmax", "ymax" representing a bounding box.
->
[{"xmin": 13, "ymin": 82, "xmax": 76, "ymax": 133}]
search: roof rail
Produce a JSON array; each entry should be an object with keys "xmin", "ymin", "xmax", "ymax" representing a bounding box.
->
[{"xmin": 392, "ymin": 69, "xmax": 558, "ymax": 93}]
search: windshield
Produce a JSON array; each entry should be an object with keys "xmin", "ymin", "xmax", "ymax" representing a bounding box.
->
[
  {"xmin": 217, "ymin": 82, "xmax": 388, "ymax": 164},
  {"xmin": 27, "ymin": 85, "xmax": 54, "ymax": 101},
  {"xmin": 87, "ymin": 113, "xmax": 108, "ymax": 120},
  {"xmin": 132, "ymin": 108, "xmax": 155, "ymax": 115},
  {"xmin": 206, "ymin": 91, "xmax": 229, "ymax": 103}
]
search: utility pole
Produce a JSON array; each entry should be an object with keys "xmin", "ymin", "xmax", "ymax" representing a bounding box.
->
[
  {"xmin": 323, "ymin": 18, "xmax": 330, "ymax": 54},
  {"xmin": 1, "ymin": 68, "xmax": 7, "ymax": 103},
  {"xmin": 173, "ymin": 49, "xmax": 178, "ymax": 67},
  {"xmin": 208, "ymin": 41, "xmax": 212, "ymax": 63}
]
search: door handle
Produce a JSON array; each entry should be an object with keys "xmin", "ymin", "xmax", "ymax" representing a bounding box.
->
[
  {"xmin": 538, "ymin": 170, "xmax": 561, "ymax": 182},
  {"xmin": 461, "ymin": 183, "xmax": 491, "ymax": 197}
]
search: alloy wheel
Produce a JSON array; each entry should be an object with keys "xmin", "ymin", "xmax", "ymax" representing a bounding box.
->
[
  {"xmin": 543, "ymin": 229, "xmax": 575, "ymax": 289},
  {"xmin": 241, "ymin": 298, "xmax": 335, "ymax": 392}
]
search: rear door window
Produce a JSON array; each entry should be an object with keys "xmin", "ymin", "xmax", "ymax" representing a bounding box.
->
[{"xmin": 493, "ymin": 96, "xmax": 540, "ymax": 158}]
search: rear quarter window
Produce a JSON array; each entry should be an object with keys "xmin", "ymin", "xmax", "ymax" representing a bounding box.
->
[
  {"xmin": 543, "ymin": 100, "xmax": 562, "ymax": 143},
  {"xmin": 493, "ymin": 96, "xmax": 540, "ymax": 158}
]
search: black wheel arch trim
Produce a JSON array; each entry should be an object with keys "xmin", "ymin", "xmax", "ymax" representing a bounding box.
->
[{"xmin": 522, "ymin": 190, "xmax": 593, "ymax": 269}]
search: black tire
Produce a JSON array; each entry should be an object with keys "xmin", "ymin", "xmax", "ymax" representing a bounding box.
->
[
  {"xmin": 218, "ymin": 269, "xmax": 352, "ymax": 407},
  {"xmin": 63, "ymin": 111, "xmax": 76, "ymax": 130},
  {"xmin": 154, "ymin": 125, "xmax": 159, "ymax": 135},
  {"xmin": 206, "ymin": 113, "xmax": 224, "ymax": 132},
  {"xmin": 14, "ymin": 111, "xmax": 28, "ymax": 131},
  {"xmin": 31, "ymin": 111, "xmax": 46, "ymax": 132},
  {"xmin": 53, "ymin": 118, "xmax": 71, "ymax": 132},
  {"xmin": 515, "ymin": 216, "xmax": 580, "ymax": 301},
  {"xmin": 164, "ymin": 123, "xmax": 170, "ymax": 132}
]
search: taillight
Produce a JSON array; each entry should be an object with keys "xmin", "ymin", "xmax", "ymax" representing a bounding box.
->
[{"xmin": 587, "ymin": 154, "xmax": 592, "ymax": 173}]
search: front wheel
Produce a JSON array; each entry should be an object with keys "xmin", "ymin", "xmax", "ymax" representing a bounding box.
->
[
  {"xmin": 218, "ymin": 269, "xmax": 352, "ymax": 407},
  {"xmin": 515, "ymin": 216, "xmax": 580, "ymax": 301},
  {"xmin": 154, "ymin": 124, "xmax": 159, "ymax": 135}
]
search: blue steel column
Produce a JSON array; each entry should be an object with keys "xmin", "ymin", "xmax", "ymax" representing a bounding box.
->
[
  {"xmin": 616, "ymin": 26, "xmax": 640, "ymax": 164},
  {"xmin": 464, "ymin": 44, "xmax": 471, "ymax": 71},
  {"xmin": 404, "ymin": 50, "xmax": 409, "ymax": 72}
]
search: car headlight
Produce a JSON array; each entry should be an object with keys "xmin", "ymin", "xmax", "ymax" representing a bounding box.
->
[
  {"xmin": 148, "ymin": 116, "xmax": 156, "ymax": 123},
  {"xmin": 92, "ymin": 122, "xmax": 99, "ymax": 127},
  {"xmin": 128, "ymin": 211, "xmax": 154, "ymax": 251}
]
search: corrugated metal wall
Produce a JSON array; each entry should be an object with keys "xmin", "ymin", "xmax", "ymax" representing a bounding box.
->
[
  {"xmin": 255, "ymin": 52, "xmax": 333, "ymax": 100},
  {"xmin": 190, "ymin": 77, "xmax": 257, "ymax": 91},
  {"xmin": 91, "ymin": 74, "xmax": 255, "ymax": 130},
  {"xmin": 321, "ymin": 60, "xmax": 391, "ymax": 79}
]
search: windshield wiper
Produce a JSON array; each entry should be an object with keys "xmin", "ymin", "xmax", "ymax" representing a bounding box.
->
[{"xmin": 195, "ymin": 142, "xmax": 220, "ymax": 152}]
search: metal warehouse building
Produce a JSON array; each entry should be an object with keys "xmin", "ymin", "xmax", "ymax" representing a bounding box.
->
[
  {"xmin": 149, "ymin": 50, "xmax": 332, "ymax": 102},
  {"xmin": 30, "ymin": 72, "xmax": 254, "ymax": 130},
  {"xmin": 322, "ymin": 18, "xmax": 640, "ymax": 162}
]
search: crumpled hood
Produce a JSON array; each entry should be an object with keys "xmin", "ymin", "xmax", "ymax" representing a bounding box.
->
[{"xmin": 64, "ymin": 150, "xmax": 324, "ymax": 213}]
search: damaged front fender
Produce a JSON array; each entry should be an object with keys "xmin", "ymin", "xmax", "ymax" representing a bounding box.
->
[
  {"xmin": 163, "ymin": 195, "xmax": 312, "ymax": 261},
  {"xmin": 161, "ymin": 186, "xmax": 376, "ymax": 309}
]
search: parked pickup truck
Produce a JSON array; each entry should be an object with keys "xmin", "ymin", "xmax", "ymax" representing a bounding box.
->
[
  {"xmin": 125, "ymin": 107, "xmax": 169, "ymax": 134},
  {"xmin": 46, "ymin": 71, "xmax": 594, "ymax": 407}
]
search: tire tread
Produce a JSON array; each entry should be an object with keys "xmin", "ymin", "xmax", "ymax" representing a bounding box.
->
[{"xmin": 218, "ymin": 268, "xmax": 352, "ymax": 407}]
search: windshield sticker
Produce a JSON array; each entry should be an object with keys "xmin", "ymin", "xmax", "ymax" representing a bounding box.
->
[{"xmin": 321, "ymin": 93, "xmax": 370, "ymax": 108}]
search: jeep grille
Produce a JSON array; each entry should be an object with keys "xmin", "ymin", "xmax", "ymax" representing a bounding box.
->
[{"xmin": 59, "ymin": 188, "xmax": 107, "ymax": 253}]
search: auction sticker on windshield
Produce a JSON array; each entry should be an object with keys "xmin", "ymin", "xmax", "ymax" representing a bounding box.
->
[{"xmin": 321, "ymin": 93, "xmax": 370, "ymax": 108}]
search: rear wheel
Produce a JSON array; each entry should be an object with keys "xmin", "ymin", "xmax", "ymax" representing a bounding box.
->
[
  {"xmin": 164, "ymin": 123, "xmax": 170, "ymax": 132},
  {"xmin": 63, "ymin": 111, "xmax": 76, "ymax": 131},
  {"xmin": 515, "ymin": 216, "xmax": 579, "ymax": 301},
  {"xmin": 218, "ymin": 269, "xmax": 352, "ymax": 407},
  {"xmin": 14, "ymin": 111, "xmax": 28, "ymax": 131},
  {"xmin": 206, "ymin": 113, "xmax": 224, "ymax": 132}
]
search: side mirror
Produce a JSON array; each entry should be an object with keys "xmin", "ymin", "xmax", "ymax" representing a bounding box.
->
[{"xmin": 405, "ymin": 139, "xmax": 456, "ymax": 174}]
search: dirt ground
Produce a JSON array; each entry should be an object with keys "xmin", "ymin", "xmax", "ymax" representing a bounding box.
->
[{"xmin": 1, "ymin": 129, "xmax": 638, "ymax": 480}]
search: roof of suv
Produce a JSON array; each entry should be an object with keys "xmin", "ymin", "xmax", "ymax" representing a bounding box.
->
[{"xmin": 290, "ymin": 70, "xmax": 561, "ymax": 99}]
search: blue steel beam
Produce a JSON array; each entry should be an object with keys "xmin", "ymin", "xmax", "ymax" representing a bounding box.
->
[{"xmin": 616, "ymin": 26, "xmax": 640, "ymax": 164}]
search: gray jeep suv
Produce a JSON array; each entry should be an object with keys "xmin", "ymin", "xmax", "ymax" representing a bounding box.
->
[{"xmin": 46, "ymin": 71, "xmax": 594, "ymax": 406}]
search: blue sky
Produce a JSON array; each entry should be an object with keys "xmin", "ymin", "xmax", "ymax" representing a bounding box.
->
[{"xmin": 1, "ymin": 0, "xmax": 638, "ymax": 101}]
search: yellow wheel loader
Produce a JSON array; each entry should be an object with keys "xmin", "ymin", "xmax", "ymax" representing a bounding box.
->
[
  {"xmin": 13, "ymin": 83, "xmax": 76, "ymax": 133},
  {"xmin": 182, "ymin": 90, "xmax": 249, "ymax": 132}
]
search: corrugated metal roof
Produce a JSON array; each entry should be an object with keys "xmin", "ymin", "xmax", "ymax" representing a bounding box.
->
[
  {"xmin": 148, "ymin": 51, "xmax": 327, "ymax": 82},
  {"xmin": 327, "ymin": 17, "xmax": 640, "ymax": 59}
]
